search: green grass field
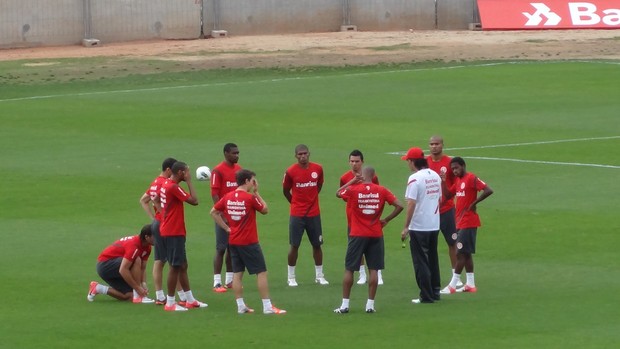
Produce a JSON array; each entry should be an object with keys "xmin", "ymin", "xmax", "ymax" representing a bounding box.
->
[{"xmin": 1, "ymin": 58, "xmax": 619, "ymax": 348}]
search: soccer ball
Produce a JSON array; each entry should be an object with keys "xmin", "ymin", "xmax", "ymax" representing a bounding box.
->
[{"xmin": 196, "ymin": 166, "xmax": 211, "ymax": 181}]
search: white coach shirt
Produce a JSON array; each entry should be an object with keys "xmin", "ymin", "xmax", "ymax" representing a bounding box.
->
[{"xmin": 405, "ymin": 168, "xmax": 442, "ymax": 231}]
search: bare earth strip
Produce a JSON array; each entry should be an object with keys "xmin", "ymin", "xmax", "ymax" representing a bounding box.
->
[{"xmin": 1, "ymin": 30, "xmax": 619, "ymax": 69}]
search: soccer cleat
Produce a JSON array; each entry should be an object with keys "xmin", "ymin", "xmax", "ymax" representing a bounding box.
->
[
  {"xmin": 457, "ymin": 285, "xmax": 477, "ymax": 293},
  {"xmin": 225, "ymin": 282, "xmax": 233, "ymax": 289},
  {"xmin": 164, "ymin": 303, "xmax": 188, "ymax": 312},
  {"xmin": 133, "ymin": 297, "xmax": 155, "ymax": 304},
  {"xmin": 440, "ymin": 286, "xmax": 456, "ymax": 294},
  {"xmin": 287, "ymin": 278, "xmax": 298, "ymax": 287},
  {"xmin": 155, "ymin": 298, "xmax": 166, "ymax": 305},
  {"xmin": 315, "ymin": 277, "xmax": 329, "ymax": 285},
  {"xmin": 456, "ymin": 280, "xmax": 464, "ymax": 288},
  {"xmin": 238, "ymin": 306, "xmax": 255, "ymax": 314},
  {"xmin": 213, "ymin": 283, "xmax": 228, "ymax": 293},
  {"xmin": 178, "ymin": 300, "xmax": 187, "ymax": 307},
  {"xmin": 185, "ymin": 300, "xmax": 208, "ymax": 309},
  {"xmin": 264, "ymin": 306, "xmax": 287, "ymax": 315},
  {"xmin": 333, "ymin": 307, "xmax": 349, "ymax": 314},
  {"xmin": 87, "ymin": 281, "xmax": 98, "ymax": 302},
  {"xmin": 411, "ymin": 299, "xmax": 421, "ymax": 304},
  {"xmin": 356, "ymin": 276, "xmax": 367, "ymax": 285},
  {"xmin": 365, "ymin": 308, "xmax": 376, "ymax": 313}
]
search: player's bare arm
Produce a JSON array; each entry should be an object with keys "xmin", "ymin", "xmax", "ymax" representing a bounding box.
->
[
  {"xmin": 469, "ymin": 185, "xmax": 494, "ymax": 211},
  {"xmin": 210, "ymin": 208, "xmax": 231, "ymax": 233},
  {"xmin": 381, "ymin": 199, "xmax": 404, "ymax": 227},
  {"xmin": 139, "ymin": 193, "xmax": 155, "ymax": 220}
]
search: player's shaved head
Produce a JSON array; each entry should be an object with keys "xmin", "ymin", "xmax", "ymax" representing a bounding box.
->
[{"xmin": 362, "ymin": 166, "xmax": 375, "ymax": 181}]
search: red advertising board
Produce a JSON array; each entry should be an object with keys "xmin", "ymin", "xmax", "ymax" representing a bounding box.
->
[{"xmin": 477, "ymin": 0, "xmax": 620, "ymax": 30}]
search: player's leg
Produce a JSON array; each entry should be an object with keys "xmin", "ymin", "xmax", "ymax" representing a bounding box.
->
[
  {"xmin": 335, "ymin": 237, "xmax": 363, "ymax": 314},
  {"xmin": 287, "ymin": 216, "xmax": 303, "ymax": 286},
  {"xmin": 428, "ymin": 230, "xmax": 441, "ymax": 300},
  {"xmin": 213, "ymin": 223, "xmax": 228, "ymax": 291},
  {"xmin": 440, "ymin": 208, "xmax": 462, "ymax": 286},
  {"xmin": 307, "ymin": 216, "xmax": 328, "ymax": 284},
  {"xmin": 409, "ymin": 231, "xmax": 434, "ymax": 303},
  {"xmin": 364, "ymin": 237, "xmax": 384, "ymax": 313}
]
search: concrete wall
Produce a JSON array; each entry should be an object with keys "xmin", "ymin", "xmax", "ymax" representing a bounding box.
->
[
  {"xmin": 90, "ymin": 0, "xmax": 201, "ymax": 42},
  {"xmin": 204, "ymin": 0, "xmax": 343, "ymax": 36},
  {"xmin": 0, "ymin": 0, "xmax": 479, "ymax": 49},
  {"xmin": 350, "ymin": 0, "xmax": 437, "ymax": 31},
  {"xmin": 437, "ymin": 0, "xmax": 477, "ymax": 30},
  {"xmin": 0, "ymin": 0, "xmax": 83, "ymax": 48}
]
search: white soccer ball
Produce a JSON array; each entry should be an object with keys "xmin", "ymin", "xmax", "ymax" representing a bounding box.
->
[{"xmin": 196, "ymin": 166, "xmax": 211, "ymax": 181}]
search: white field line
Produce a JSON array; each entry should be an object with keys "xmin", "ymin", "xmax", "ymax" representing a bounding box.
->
[
  {"xmin": 1, "ymin": 59, "xmax": 617, "ymax": 103},
  {"xmin": 466, "ymin": 156, "xmax": 620, "ymax": 169},
  {"xmin": 387, "ymin": 136, "xmax": 620, "ymax": 169}
]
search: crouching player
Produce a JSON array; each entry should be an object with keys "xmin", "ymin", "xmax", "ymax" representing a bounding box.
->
[{"xmin": 87, "ymin": 224, "xmax": 155, "ymax": 303}]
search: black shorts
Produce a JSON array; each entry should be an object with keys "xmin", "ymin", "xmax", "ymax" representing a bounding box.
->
[
  {"xmin": 162, "ymin": 235, "xmax": 187, "ymax": 267},
  {"xmin": 215, "ymin": 223, "xmax": 229, "ymax": 251},
  {"xmin": 456, "ymin": 228, "xmax": 477, "ymax": 254},
  {"xmin": 96, "ymin": 258, "xmax": 132, "ymax": 294},
  {"xmin": 345, "ymin": 236, "xmax": 384, "ymax": 271},
  {"xmin": 229, "ymin": 243, "xmax": 267, "ymax": 275},
  {"xmin": 289, "ymin": 215, "xmax": 323, "ymax": 247},
  {"xmin": 439, "ymin": 208, "xmax": 457, "ymax": 246},
  {"xmin": 151, "ymin": 220, "xmax": 166, "ymax": 262}
]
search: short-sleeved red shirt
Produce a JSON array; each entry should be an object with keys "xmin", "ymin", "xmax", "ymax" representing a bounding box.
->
[
  {"xmin": 427, "ymin": 155, "xmax": 455, "ymax": 214},
  {"xmin": 211, "ymin": 161, "xmax": 242, "ymax": 199},
  {"xmin": 283, "ymin": 162, "xmax": 324, "ymax": 217},
  {"xmin": 338, "ymin": 183, "xmax": 397, "ymax": 238},
  {"xmin": 159, "ymin": 179, "xmax": 190, "ymax": 237},
  {"xmin": 213, "ymin": 190, "xmax": 264, "ymax": 246},
  {"xmin": 145, "ymin": 175, "xmax": 167, "ymax": 222},
  {"xmin": 447, "ymin": 172, "xmax": 488, "ymax": 229},
  {"xmin": 97, "ymin": 235, "xmax": 151, "ymax": 263},
  {"xmin": 339, "ymin": 171, "xmax": 379, "ymax": 225}
]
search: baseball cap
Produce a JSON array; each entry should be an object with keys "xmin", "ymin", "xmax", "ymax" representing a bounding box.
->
[{"xmin": 401, "ymin": 147, "xmax": 424, "ymax": 160}]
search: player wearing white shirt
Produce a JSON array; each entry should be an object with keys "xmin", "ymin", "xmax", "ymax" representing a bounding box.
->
[{"xmin": 401, "ymin": 147, "xmax": 442, "ymax": 304}]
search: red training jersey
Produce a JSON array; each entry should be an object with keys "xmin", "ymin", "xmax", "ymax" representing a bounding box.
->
[
  {"xmin": 159, "ymin": 179, "xmax": 191, "ymax": 237},
  {"xmin": 145, "ymin": 175, "xmax": 167, "ymax": 222},
  {"xmin": 427, "ymin": 155, "xmax": 455, "ymax": 214},
  {"xmin": 211, "ymin": 161, "xmax": 242, "ymax": 199},
  {"xmin": 213, "ymin": 190, "xmax": 265, "ymax": 246},
  {"xmin": 447, "ymin": 172, "xmax": 488, "ymax": 229},
  {"xmin": 283, "ymin": 162, "xmax": 324, "ymax": 217},
  {"xmin": 339, "ymin": 171, "xmax": 379, "ymax": 226},
  {"xmin": 338, "ymin": 183, "xmax": 397, "ymax": 238},
  {"xmin": 97, "ymin": 235, "xmax": 151, "ymax": 263}
]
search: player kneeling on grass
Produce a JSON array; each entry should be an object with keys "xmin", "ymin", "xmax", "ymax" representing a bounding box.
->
[
  {"xmin": 210, "ymin": 169, "xmax": 286, "ymax": 315},
  {"xmin": 334, "ymin": 166, "xmax": 403, "ymax": 314},
  {"xmin": 88, "ymin": 224, "xmax": 155, "ymax": 303}
]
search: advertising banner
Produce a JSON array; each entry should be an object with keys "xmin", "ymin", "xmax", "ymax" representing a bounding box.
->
[{"xmin": 477, "ymin": 0, "xmax": 620, "ymax": 29}]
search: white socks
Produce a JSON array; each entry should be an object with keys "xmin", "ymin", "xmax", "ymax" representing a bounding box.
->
[
  {"xmin": 262, "ymin": 298, "xmax": 273, "ymax": 311},
  {"xmin": 184, "ymin": 290, "xmax": 196, "ymax": 303},
  {"xmin": 155, "ymin": 290, "xmax": 165, "ymax": 301},
  {"xmin": 225, "ymin": 272, "xmax": 234, "ymax": 285},
  {"xmin": 287, "ymin": 265, "xmax": 296, "ymax": 279},
  {"xmin": 365, "ymin": 299, "xmax": 375, "ymax": 310},
  {"xmin": 96, "ymin": 284, "xmax": 109, "ymax": 295},
  {"xmin": 466, "ymin": 273, "xmax": 475, "ymax": 287},
  {"xmin": 315, "ymin": 265, "xmax": 324, "ymax": 278},
  {"xmin": 214, "ymin": 274, "xmax": 222, "ymax": 286},
  {"xmin": 177, "ymin": 290, "xmax": 187, "ymax": 302},
  {"xmin": 341, "ymin": 298, "xmax": 350, "ymax": 309}
]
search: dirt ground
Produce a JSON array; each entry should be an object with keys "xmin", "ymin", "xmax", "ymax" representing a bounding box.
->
[{"xmin": 2, "ymin": 30, "xmax": 619, "ymax": 69}]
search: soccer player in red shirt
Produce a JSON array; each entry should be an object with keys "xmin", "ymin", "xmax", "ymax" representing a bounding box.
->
[
  {"xmin": 211, "ymin": 169, "xmax": 286, "ymax": 315},
  {"xmin": 159, "ymin": 161, "xmax": 206, "ymax": 311},
  {"xmin": 334, "ymin": 166, "xmax": 403, "ymax": 313},
  {"xmin": 87, "ymin": 224, "xmax": 154, "ymax": 303},
  {"xmin": 426, "ymin": 136, "xmax": 463, "ymax": 287},
  {"xmin": 210, "ymin": 143, "xmax": 242, "ymax": 292},
  {"xmin": 283, "ymin": 144, "xmax": 328, "ymax": 286},
  {"xmin": 440, "ymin": 157, "xmax": 494, "ymax": 294},
  {"xmin": 339, "ymin": 149, "xmax": 382, "ymax": 285},
  {"xmin": 138, "ymin": 157, "xmax": 186, "ymax": 305}
]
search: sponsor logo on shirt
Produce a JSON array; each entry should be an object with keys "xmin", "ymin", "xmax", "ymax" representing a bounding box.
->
[
  {"xmin": 296, "ymin": 181, "xmax": 318, "ymax": 188},
  {"xmin": 227, "ymin": 199, "xmax": 246, "ymax": 221}
]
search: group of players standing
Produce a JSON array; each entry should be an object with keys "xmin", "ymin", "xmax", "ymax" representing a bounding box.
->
[{"xmin": 87, "ymin": 135, "xmax": 493, "ymax": 314}]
